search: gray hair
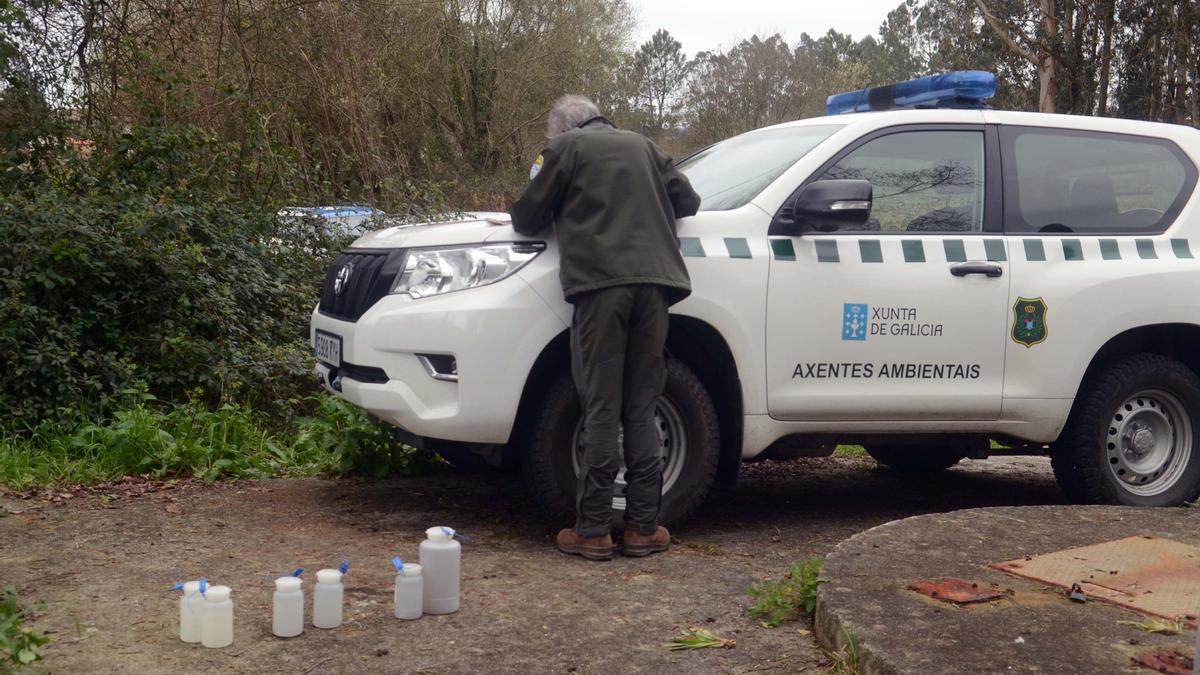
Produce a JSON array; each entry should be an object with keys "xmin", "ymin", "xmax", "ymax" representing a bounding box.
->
[{"xmin": 547, "ymin": 95, "xmax": 600, "ymax": 138}]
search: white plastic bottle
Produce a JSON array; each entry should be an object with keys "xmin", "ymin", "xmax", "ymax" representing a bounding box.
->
[
  {"xmin": 393, "ymin": 561, "xmax": 423, "ymax": 620},
  {"xmin": 419, "ymin": 526, "xmax": 460, "ymax": 614},
  {"xmin": 200, "ymin": 585, "xmax": 233, "ymax": 648},
  {"xmin": 312, "ymin": 569, "xmax": 344, "ymax": 629},
  {"xmin": 272, "ymin": 576, "xmax": 304, "ymax": 638},
  {"xmin": 178, "ymin": 580, "xmax": 203, "ymax": 643}
]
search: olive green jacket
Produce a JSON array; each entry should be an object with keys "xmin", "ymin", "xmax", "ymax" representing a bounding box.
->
[{"xmin": 510, "ymin": 117, "xmax": 701, "ymax": 304}]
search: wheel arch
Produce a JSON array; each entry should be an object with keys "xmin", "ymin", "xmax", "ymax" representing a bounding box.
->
[
  {"xmin": 666, "ymin": 315, "xmax": 744, "ymax": 488},
  {"xmin": 1079, "ymin": 323, "xmax": 1200, "ymax": 394},
  {"xmin": 509, "ymin": 315, "xmax": 744, "ymax": 487}
]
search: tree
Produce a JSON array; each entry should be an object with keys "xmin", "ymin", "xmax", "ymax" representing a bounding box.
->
[
  {"xmin": 631, "ymin": 29, "xmax": 689, "ymax": 138},
  {"xmin": 974, "ymin": 0, "xmax": 1059, "ymax": 113},
  {"xmin": 685, "ymin": 34, "xmax": 797, "ymax": 147}
]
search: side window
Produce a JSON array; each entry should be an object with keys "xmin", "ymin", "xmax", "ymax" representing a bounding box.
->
[
  {"xmin": 1001, "ymin": 127, "xmax": 1197, "ymax": 235},
  {"xmin": 817, "ymin": 131, "xmax": 985, "ymax": 233}
]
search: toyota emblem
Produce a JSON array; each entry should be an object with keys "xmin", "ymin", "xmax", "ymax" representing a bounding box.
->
[{"xmin": 334, "ymin": 263, "xmax": 354, "ymax": 296}]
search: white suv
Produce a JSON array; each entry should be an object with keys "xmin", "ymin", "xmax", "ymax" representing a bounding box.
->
[{"xmin": 311, "ymin": 74, "xmax": 1200, "ymax": 525}]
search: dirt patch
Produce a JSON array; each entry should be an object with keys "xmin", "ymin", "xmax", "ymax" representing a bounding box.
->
[{"xmin": 1, "ymin": 456, "xmax": 1062, "ymax": 673}]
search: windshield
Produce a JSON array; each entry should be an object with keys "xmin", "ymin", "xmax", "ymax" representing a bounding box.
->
[{"xmin": 677, "ymin": 124, "xmax": 842, "ymax": 211}]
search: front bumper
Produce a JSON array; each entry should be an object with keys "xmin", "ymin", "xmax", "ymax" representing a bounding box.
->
[{"xmin": 311, "ymin": 275, "xmax": 568, "ymax": 444}]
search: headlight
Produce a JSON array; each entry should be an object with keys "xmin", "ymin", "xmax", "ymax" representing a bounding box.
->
[{"xmin": 391, "ymin": 242, "xmax": 545, "ymax": 299}]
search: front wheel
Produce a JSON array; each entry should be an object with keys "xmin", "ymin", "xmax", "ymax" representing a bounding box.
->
[
  {"xmin": 522, "ymin": 358, "xmax": 721, "ymax": 530},
  {"xmin": 1052, "ymin": 354, "xmax": 1200, "ymax": 506}
]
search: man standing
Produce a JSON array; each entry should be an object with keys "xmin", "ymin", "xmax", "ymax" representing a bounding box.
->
[{"xmin": 510, "ymin": 95, "xmax": 701, "ymax": 561}]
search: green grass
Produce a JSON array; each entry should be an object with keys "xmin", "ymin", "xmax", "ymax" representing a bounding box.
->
[
  {"xmin": 833, "ymin": 445, "xmax": 866, "ymax": 458},
  {"xmin": 0, "ymin": 394, "xmax": 429, "ymax": 490},
  {"xmin": 748, "ymin": 558, "xmax": 827, "ymax": 628},
  {"xmin": 1, "ymin": 586, "xmax": 49, "ymax": 671}
]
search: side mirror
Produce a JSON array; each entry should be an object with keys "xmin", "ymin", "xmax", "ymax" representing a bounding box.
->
[{"xmin": 769, "ymin": 179, "xmax": 873, "ymax": 235}]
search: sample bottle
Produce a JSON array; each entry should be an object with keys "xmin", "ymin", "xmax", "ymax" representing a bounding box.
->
[
  {"xmin": 272, "ymin": 576, "xmax": 304, "ymax": 638},
  {"xmin": 312, "ymin": 569, "xmax": 344, "ymax": 629},
  {"xmin": 393, "ymin": 561, "xmax": 423, "ymax": 620},
  {"xmin": 178, "ymin": 580, "xmax": 203, "ymax": 643},
  {"xmin": 419, "ymin": 526, "xmax": 460, "ymax": 614},
  {"xmin": 200, "ymin": 585, "xmax": 233, "ymax": 649}
]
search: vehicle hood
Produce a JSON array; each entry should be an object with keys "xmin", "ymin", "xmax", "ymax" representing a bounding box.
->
[{"xmin": 349, "ymin": 211, "xmax": 516, "ymax": 249}]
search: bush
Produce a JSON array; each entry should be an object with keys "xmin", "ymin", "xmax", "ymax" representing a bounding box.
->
[
  {"xmin": 0, "ymin": 125, "xmax": 349, "ymax": 427},
  {"xmin": 0, "ymin": 395, "xmax": 430, "ymax": 490}
]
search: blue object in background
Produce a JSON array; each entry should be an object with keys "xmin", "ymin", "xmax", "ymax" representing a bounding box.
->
[{"xmin": 826, "ymin": 71, "xmax": 996, "ymax": 115}]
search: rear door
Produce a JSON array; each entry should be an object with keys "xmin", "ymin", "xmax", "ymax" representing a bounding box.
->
[{"xmin": 765, "ymin": 124, "xmax": 1012, "ymax": 421}]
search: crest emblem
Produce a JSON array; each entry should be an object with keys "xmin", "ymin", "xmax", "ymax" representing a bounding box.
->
[
  {"xmin": 334, "ymin": 263, "xmax": 355, "ymax": 297},
  {"xmin": 1012, "ymin": 297, "xmax": 1048, "ymax": 347}
]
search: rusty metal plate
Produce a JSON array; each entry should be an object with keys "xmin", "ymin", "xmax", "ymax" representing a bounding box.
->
[
  {"xmin": 1130, "ymin": 648, "xmax": 1194, "ymax": 675},
  {"xmin": 909, "ymin": 578, "xmax": 1006, "ymax": 605},
  {"xmin": 991, "ymin": 534, "xmax": 1200, "ymax": 626}
]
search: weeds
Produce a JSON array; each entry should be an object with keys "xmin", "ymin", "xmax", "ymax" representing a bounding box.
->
[
  {"xmin": 1118, "ymin": 617, "xmax": 1188, "ymax": 635},
  {"xmin": 0, "ymin": 394, "xmax": 429, "ymax": 490},
  {"xmin": 1, "ymin": 586, "xmax": 49, "ymax": 671},
  {"xmin": 667, "ymin": 627, "xmax": 736, "ymax": 651},
  {"xmin": 747, "ymin": 558, "xmax": 826, "ymax": 628},
  {"xmin": 825, "ymin": 625, "xmax": 864, "ymax": 675}
]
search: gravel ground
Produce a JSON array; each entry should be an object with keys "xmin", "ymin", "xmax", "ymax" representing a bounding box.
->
[{"xmin": 0, "ymin": 455, "xmax": 1064, "ymax": 674}]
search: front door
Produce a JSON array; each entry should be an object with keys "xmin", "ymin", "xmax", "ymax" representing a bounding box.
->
[{"xmin": 766, "ymin": 126, "xmax": 1011, "ymax": 421}]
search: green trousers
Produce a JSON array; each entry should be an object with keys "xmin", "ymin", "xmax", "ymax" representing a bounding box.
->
[{"xmin": 570, "ymin": 284, "xmax": 669, "ymax": 537}]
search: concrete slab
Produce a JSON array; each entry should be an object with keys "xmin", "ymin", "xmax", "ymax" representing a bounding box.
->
[{"xmin": 815, "ymin": 505, "xmax": 1200, "ymax": 674}]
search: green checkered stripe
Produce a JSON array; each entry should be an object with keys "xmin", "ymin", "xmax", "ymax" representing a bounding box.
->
[
  {"xmin": 1019, "ymin": 238, "xmax": 1194, "ymax": 261},
  {"xmin": 758, "ymin": 237, "xmax": 1195, "ymax": 263},
  {"xmin": 764, "ymin": 237, "xmax": 1011, "ymax": 263},
  {"xmin": 677, "ymin": 237, "xmax": 756, "ymax": 259}
]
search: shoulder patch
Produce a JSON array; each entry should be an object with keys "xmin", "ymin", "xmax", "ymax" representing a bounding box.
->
[{"xmin": 529, "ymin": 154, "xmax": 544, "ymax": 180}]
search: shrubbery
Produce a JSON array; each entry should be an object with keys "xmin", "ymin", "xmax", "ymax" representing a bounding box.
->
[
  {"xmin": 0, "ymin": 394, "xmax": 433, "ymax": 490},
  {"xmin": 1, "ymin": 125, "xmax": 346, "ymax": 427}
]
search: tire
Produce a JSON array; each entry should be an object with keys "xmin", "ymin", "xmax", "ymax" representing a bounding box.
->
[
  {"xmin": 522, "ymin": 358, "xmax": 721, "ymax": 531},
  {"xmin": 864, "ymin": 444, "xmax": 964, "ymax": 472},
  {"xmin": 1052, "ymin": 354, "xmax": 1200, "ymax": 507}
]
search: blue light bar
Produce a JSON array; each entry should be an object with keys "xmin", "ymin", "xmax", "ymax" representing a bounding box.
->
[{"xmin": 826, "ymin": 71, "xmax": 996, "ymax": 116}]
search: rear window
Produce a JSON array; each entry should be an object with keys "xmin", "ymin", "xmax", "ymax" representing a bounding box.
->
[
  {"xmin": 1001, "ymin": 127, "xmax": 1197, "ymax": 234},
  {"xmin": 678, "ymin": 125, "xmax": 842, "ymax": 211}
]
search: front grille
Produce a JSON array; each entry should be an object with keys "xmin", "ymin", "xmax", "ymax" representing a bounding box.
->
[{"xmin": 318, "ymin": 249, "xmax": 406, "ymax": 321}]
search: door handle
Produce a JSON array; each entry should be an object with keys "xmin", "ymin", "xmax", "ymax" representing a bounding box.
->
[{"xmin": 950, "ymin": 261, "xmax": 1003, "ymax": 278}]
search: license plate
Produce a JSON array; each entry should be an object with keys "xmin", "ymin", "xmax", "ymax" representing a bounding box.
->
[{"xmin": 314, "ymin": 330, "xmax": 342, "ymax": 368}]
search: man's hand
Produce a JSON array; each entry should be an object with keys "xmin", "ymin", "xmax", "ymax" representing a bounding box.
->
[{"xmin": 484, "ymin": 215, "xmax": 512, "ymax": 226}]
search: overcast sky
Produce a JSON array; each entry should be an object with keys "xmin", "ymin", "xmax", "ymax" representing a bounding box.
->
[{"xmin": 631, "ymin": 0, "xmax": 906, "ymax": 56}]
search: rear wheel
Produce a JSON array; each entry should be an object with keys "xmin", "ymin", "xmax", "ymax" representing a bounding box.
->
[
  {"xmin": 522, "ymin": 358, "xmax": 720, "ymax": 530},
  {"xmin": 1052, "ymin": 354, "xmax": 1200, "ymax": 506},
  {"xmin": 864, "ymin": 444, "xmax": 964, "ymax": 472}
]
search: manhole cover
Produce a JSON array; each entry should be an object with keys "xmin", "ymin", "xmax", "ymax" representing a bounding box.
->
[{"xmin": 992, "ymin": 534, "xmax": 1200, "ymax": 626}]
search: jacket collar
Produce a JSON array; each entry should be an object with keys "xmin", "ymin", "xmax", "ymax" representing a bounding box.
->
[{"xmin": 576, "ymin": 116, "xmax": 615, "ymax": 130}]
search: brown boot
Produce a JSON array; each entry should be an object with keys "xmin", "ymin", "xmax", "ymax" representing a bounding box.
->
[
  {"xmin": 621, "ymin": 525, "xmax": 670, "ymax": 557},
  {"xmin": 556, "ymin": 528, "xmax": 614, "ymax": 561}
]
